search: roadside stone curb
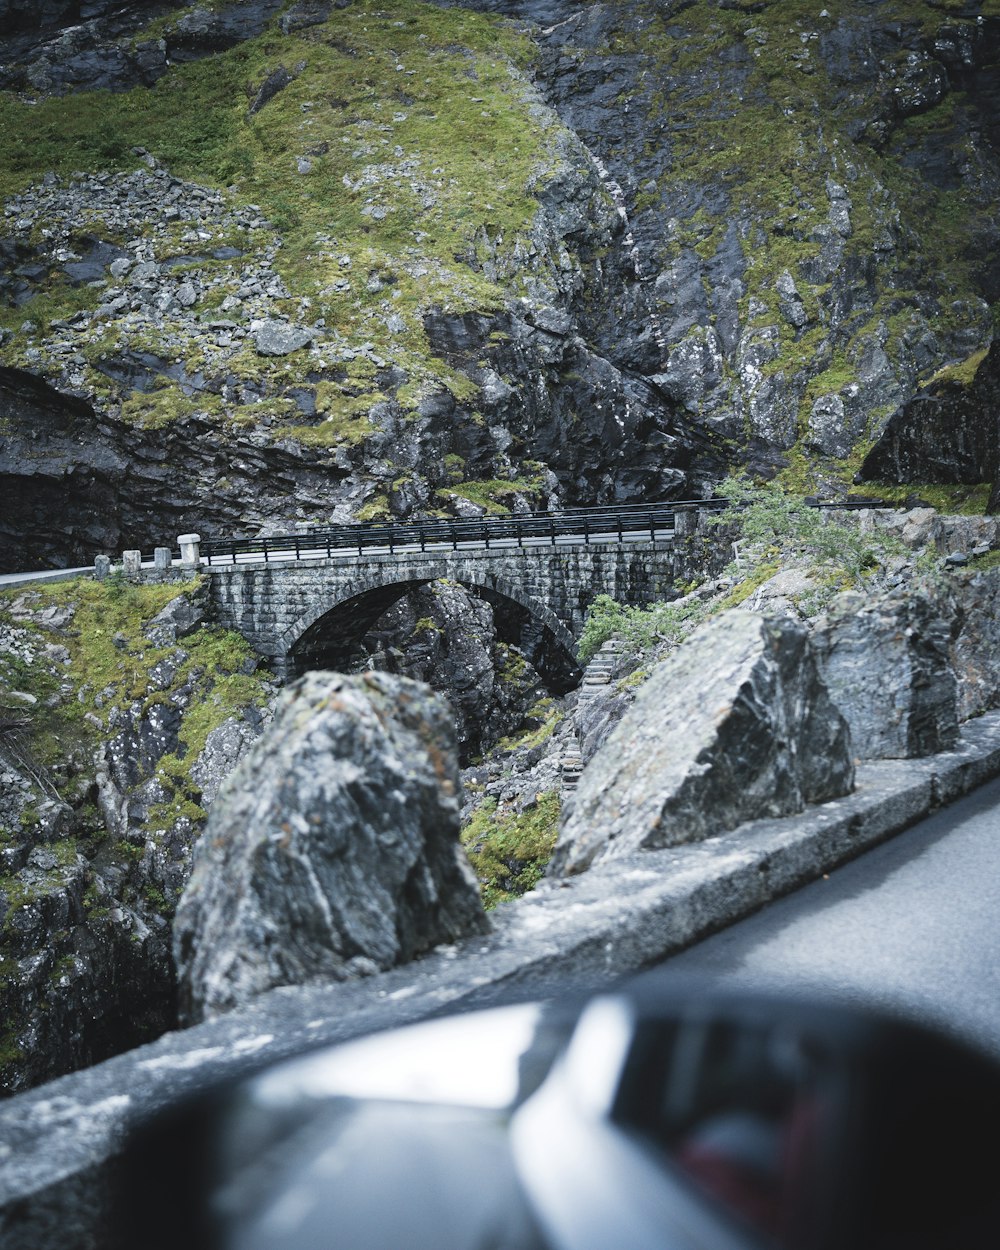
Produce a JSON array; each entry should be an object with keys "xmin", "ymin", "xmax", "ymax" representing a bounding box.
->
[{"xmin": 3, "ymin": 709, "xmax": 1000, "ymax": 1248}]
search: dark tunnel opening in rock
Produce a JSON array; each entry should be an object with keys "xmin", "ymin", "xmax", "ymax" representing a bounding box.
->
[{"xmin": 286, "ymin": 579, "xmax": 581, "ymax": 763}]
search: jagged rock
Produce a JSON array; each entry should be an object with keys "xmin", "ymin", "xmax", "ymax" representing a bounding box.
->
[
  {"xmin": 550, "ymin": 611, "xmax": 854, "ymax": 876},
  {"xmin": 813, "ymin": 592, "xmax": 959, "ymax": 760},
  {"xmin": 357, "ymin": 581, "xmax": 543, "ymax": 762},
  {"xmin": 173, "ymin": 671, "xmax": 489, "ymax": 1022},
  {"xmin": 859, "ymin": 340, "xmax": 1000, "ymax": 488},
  {"xmin": 248, "ymin": 65, "xmax": 294, "ymax": 116},
  {"xmin": 280, "ymin": 1, "xmax": 333, "ymax": 34},
  {"xmin": 142, "ymin": 586, "xmax": 206, "ymax": 646},
  {"xmin": 949, "ymin": 566, "xmax": 1000, "ymax": 722},
  {"xmin": 252, "ymin": 320, "xmax": 315, "ymax": 356}
]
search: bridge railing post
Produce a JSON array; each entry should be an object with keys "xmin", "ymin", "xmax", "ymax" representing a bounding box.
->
[
  {"xmin": 673, "ymin": 507, "xmax": 695, "ymax": 537},
  {"xmin": 178, "ymin": 533, "xmax": 201, "ymax": 569}
]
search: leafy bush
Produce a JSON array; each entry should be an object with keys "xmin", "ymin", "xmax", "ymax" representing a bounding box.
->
[
  {"xmin": 579, "ymin": 477, "xmax": 933, "ymax": 664},
  {"xmin": 710, "ymin": 475, "xmax": 914, "ymax": 582},
  {"xmin": 578, "ymin": 594, "xmax": 707, "ymax": 663}
]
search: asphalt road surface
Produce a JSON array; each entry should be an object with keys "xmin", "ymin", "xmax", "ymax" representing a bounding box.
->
[{"xmin": 642, "ymin": 773, "xmax": 1000, "ymax": 1059}]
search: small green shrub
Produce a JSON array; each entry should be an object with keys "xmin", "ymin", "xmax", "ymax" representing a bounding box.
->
[
  {"xmin": 711, "ymin": 475, "xmax": 912, "ymax": 582},
  {"xmin": 578, "ymin": 594, "xmax": 707, "ymax": 663}
]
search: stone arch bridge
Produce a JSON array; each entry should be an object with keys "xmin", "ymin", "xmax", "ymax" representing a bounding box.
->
[{"xmin": 196, "ymin": 504, "xmax": 719, "ymax": 690}]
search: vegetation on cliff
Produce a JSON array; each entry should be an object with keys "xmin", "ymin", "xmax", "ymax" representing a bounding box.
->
[
  {"xmin": 0, "ymin": 0, "xmax": 564, "ymax": 482},
  {"xmin": 578, "ymin": 477, "xmax": 939, "ymax": 661},
  {"xmin": 0, "ymin": 574, "xmax": 272, "ymax": 1092}
]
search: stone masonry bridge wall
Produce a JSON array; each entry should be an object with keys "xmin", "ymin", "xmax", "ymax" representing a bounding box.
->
[{"xmin": 205, "ymin": 534, "xmax": 711, "ymax": 680}]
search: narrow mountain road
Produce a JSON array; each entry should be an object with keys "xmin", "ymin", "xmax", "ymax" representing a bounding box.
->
[{"xmin": 641, "ymin": 774, "xmax": 1000, "ymax": 1058}]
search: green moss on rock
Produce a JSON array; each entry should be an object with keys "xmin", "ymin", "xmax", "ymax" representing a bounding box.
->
[{"xmin": 461, "ymin": 791, "xmax": 560, "ymax": 909}]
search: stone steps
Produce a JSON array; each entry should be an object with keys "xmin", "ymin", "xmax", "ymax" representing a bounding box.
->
[{"xmin": 563, "ymin": 642, "xmax": 623, "ymax": 790}]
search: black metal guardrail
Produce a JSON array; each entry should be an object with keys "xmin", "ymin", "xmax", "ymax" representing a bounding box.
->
[
  {"xmin": 194, "ymin": 499, "xmax": 717, "ymax": 564},
  {"xmin": 192, "ymin": 496, "xmax": 886, "ymax": 565}
]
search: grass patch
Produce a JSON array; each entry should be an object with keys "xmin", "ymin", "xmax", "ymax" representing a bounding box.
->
[
  {"xmin": 436, "ymin": 475, "xmax": 547, "ymax": 514},
  {"xmin": 0, "ymin": 0, "xmax": 565, "ymax": 459},
  {"xmin": 461, "ymin": 791, "xmax": 560, "ymax": 909},
  {"xmin": 928, "ymin": 346, "xmax": 991, "ymax": 389}
]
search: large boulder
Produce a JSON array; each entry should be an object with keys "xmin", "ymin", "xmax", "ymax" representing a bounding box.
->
[
  {"xmin": 812, "ymin": 592, "xmax": 959, "ymax": 759},
  {"xmin": 173, "ymin": 671, "xmax": 488, "ymax": 1022},
  {"xmin": 550, "ymin": 611, "xmax": 854, "ymax": 876}
]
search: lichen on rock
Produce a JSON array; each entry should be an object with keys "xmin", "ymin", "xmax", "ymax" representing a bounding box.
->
[
  {"xmin": 173, "ymin": 670, "xmax": 489, "ymax": 1023},
  {"xmin": 551, "ymin": 610, "xmax": 855, "ymax": 876}
]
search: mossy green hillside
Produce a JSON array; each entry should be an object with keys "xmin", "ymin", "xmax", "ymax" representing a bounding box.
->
[
  {"xmin": 0, "ymin": 1, "xmax": 567, "ymax": 480},
  {"xmin": 0, "ymin": 578, "xmax": 270, "ymax": 839}
]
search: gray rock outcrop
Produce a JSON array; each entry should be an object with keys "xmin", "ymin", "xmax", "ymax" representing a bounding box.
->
[
  {"xmin": 174, "ymin": 671, "xmax": 489, "ymax": 1023},
  {"xmin": 948, "ymin": 565, "xmax": 1000, "ymax": 722},
  {"xmin": 357, "ymin": 581, "xmax": 544, "ymax": 762},
  {"xmin": 551, "ymin": 611, "xmax": 855, "ymax": 876},
  {"xmin": 813, "ymin": 592, "xmax": 959, "ymax": 759}
]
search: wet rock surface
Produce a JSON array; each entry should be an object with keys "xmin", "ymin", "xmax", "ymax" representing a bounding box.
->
[
  {"xmin": 173, "ymin": 671, "xmax": 489, "ymax": 1023},
  {"xmin": 551, "ymin": 611, "xmax": 855, "ymax": 876}
]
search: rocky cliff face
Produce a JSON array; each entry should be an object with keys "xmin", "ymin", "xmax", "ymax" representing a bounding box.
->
[
  {"xmin": 0, "ymin": 578, "xmax": 274, "ymax": 1093},
  {"xmin": 5, "ymin": 0, "xmax": 996, "ymax": 576},
  {"xmin": 355, "ymin": 580, "xmax": 544, "ymax": 762},
  {"xmin": 0, "ymin": 0, "xmax": 709, "ymax": 575},
  {"xmin": 3, "ymin": 0, "xmax": 1000, "ymax": 1096}
]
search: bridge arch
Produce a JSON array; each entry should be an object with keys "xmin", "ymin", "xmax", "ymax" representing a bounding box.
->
[{"xmin": 276, "ymin": 565, "xmax": 581, "ymax": 691}]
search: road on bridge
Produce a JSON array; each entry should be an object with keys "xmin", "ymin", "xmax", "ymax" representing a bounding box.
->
[{"xmin": 640, "ymin": 774, "xmax": 1000, "ymax": 1059}]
